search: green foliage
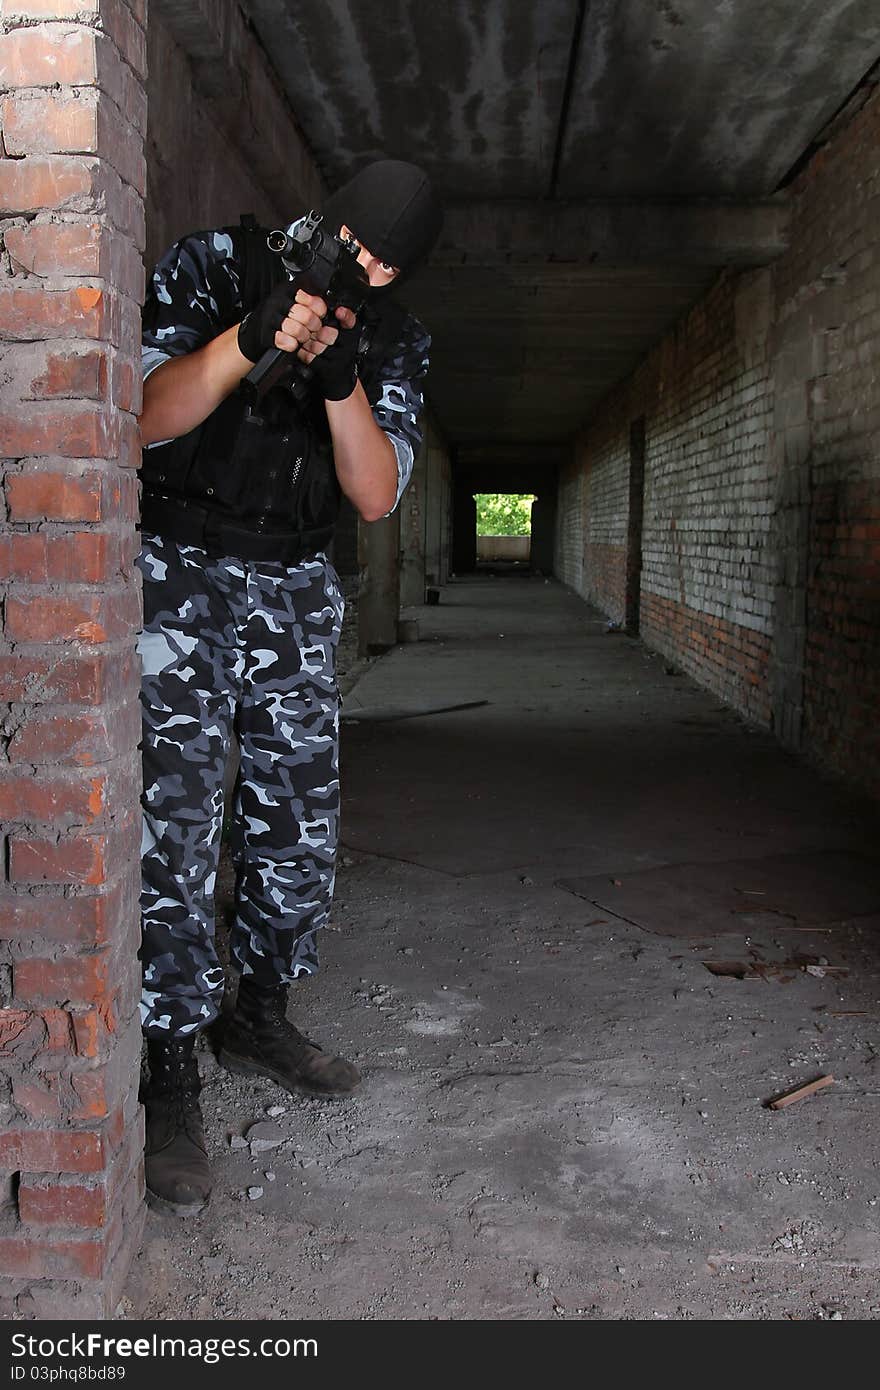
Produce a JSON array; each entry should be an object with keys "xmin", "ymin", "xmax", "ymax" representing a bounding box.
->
[{"xmin": 475, "ymin": 493, "xmax": 536, "ymax": 536}]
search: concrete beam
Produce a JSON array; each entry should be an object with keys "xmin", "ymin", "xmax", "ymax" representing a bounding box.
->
[
  {"xmin": 434, "ymin": 200, "xmax": 790, "ymax": 267},
  {"xmin": 457, "ymin": 444, "xmax": 570, "ymax": 469}
]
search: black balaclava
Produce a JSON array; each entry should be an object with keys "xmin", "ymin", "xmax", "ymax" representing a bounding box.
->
[{"xmin": 321, "ymin": 160, "xmax": 443, "ymax": 284}]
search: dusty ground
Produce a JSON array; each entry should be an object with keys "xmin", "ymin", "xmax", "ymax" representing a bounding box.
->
[{"xmin": 123, "ymin": 574, "xmax": 880, "ymax": 1321}]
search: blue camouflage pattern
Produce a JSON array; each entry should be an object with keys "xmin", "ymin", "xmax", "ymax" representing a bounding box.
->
[{"xmin": 137, "ymin": 532, "xmax": 344, "ymax": 1037}]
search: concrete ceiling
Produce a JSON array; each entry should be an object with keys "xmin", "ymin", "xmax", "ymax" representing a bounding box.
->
[{"xmin": 244, "ymin": 0, "xmax": 880, "ymax": 449}]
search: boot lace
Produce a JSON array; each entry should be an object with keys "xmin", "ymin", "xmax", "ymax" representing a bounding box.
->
[
  {"xmin": 239, "ymin": 985, "xmax": 322, "ymax": 1056},
  {"xmin": 148, "ymin": 1041, "xmax": 202, "ymax": 1129}
]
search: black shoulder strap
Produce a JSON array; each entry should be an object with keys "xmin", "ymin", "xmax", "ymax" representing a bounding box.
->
[
  {"xmin": 234, "ymin": 215, "xmax": 287, "ymax": 316},
  {"xmin": 360, "ymin": 297, "xmax": 410, "ymax": 388}
]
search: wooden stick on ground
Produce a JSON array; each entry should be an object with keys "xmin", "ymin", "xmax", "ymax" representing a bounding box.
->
[{"xmin": 767, "ymin": 1074, "xmax": 834, "ymax": 1110}]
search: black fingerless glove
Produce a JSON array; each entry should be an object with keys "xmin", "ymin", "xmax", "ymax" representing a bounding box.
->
[
  {"xmin": 309, "ymin": 320, "xmax": 360, "ymax": 401},
  {"xmin": 237, "ymin": 281, "xmax": 299, "ymax": 363}
]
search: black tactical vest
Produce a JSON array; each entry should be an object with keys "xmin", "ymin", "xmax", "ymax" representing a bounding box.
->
[{"xmin": 140, "ymin": 221, "xmax": 406, "ymax": 565}]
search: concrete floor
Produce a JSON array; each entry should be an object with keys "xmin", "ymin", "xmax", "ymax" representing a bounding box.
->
[{"xmin": 124, "ymin": 574, "xmax": 880, "ymax": 1321}]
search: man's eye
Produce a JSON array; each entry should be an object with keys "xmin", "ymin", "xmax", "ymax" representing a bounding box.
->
[{"xmin": 380, "ymin": 262, "xmax": 398, "ymax": 276}]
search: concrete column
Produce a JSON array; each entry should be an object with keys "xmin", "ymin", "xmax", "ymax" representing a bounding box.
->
[
  {"xmin": 437, "ymin": 446, "xmax": 451, "ymax": 584},
  {"xmin": 452, "ymin": 481, "xmax": 476, "ymax": 574},
  {"xmin": 767, "ymin": 271, "xmax": 840, "ymax": 749},
  {"xmin": 425, "ymin": 431, "xmax": 452, "ymax": 584},
  {"xmin": 530, "ymin": 492, "xmax": 557, "ymax": 576},
  {"xmin": 358, "ymin": 512, "xmax": 401, "ymax": 654},
  {"xmin": 399, "ymin": 441, "xmax": 427, "ymax": 607},
  {"xmin": 0, "ymin": 0, "xmax": 147, "ymax": 1317}
]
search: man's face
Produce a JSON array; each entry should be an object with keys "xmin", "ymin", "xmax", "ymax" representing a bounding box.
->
[{"xmin": 340, "ymin": 224, "xmax": 400, "ymax": 288}]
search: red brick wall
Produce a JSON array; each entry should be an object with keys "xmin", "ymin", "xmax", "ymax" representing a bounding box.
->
[
  {"xmin": 558, "ymin": 83, "xmax": 880, "ymax": 794},
  {"xmin": 641, "ymin": 591, "xmax": 772, "ymax": 724},
  {"xmin": 0, "ymin": 0, "xmax": 146, "ymax": 1319},
  {"xmin": 587, "ymin": 543, "xmax": 627, "ymax": 624}
]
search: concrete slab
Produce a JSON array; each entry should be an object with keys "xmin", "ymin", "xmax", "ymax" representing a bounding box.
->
[
  {"xmin": 241, "ymin": 1, "xmax": 880, "ymax": 447},
  {"xmin": 560, "ymin": 851, "xmax": 880, "ymax": 938},
  {"xmin": 123, "ymin": 576, "xmax": 880, "ymax": 1321}
]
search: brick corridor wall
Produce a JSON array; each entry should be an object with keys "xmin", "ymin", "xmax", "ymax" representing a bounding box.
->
[
  {"xmin": 558, "ymin": 85, "xmax": 880, "ymax": 792},
  {"xmin": 558, "ymin": 270, "xmax": 775, "ymax": 714},
  {"xmin": 583, "ymin": 426, "xmax": 630, "ymax": 625},
  {"xmin": 641, "ymin": 273, "xmax": 775, "ymax": 724},
  {"xmin": 0, "ymin": 0, "xmax": 146, "ymax": 1318},
  {"xmin": 780, "ymin": 94, "xmax": 880, "ymax": 793},
  {"xmin": 554, "ymin": 464, "xmax": 584, "ymax": 592}
]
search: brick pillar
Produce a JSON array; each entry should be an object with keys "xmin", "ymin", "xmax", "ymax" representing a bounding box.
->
[
  {"xmin": 769, "ymin": 274, "xmax": 844, "ymax": 749},
  {"xmin": 0, "ymin": 0, "xmax": 146, "ymax": 1319}
]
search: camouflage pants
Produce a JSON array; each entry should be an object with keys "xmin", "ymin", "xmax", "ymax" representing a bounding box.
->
[{"xmin": 136, "ymin": 532, "xmax": 344, "ymax": 1038}]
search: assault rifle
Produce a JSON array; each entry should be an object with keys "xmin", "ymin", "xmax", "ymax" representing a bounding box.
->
[{"xmin": 244, "ymin": 211, "xmax": 369, "ymax": 401}]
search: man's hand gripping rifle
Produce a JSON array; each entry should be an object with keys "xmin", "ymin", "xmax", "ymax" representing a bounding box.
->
[{"xmin": 244, "ymin": 212, "xmax": 370, "ymax": 402}]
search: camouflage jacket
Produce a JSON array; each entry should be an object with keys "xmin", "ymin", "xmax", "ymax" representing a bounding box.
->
[{"xmin": 141, "ymin": 224, "xmax": 431, "ymax": 515}]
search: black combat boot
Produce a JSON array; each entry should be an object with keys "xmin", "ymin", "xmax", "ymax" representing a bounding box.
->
[
  {"xmin": 219, "ymin": 977, "xmax": 361, "ymax": 1097},
  {"xmin": 142, "ymin": 1036, "xmax": 212, "ymax": 1216}
]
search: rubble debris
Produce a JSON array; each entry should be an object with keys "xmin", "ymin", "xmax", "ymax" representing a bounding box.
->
[
  {"xmin": 703, "ymin": 961, "xmax": 753, "ymax": 979},
  {"xmin": 245, "ymin": 1121, "xmax": 285, "ymax": 1153},
  {"xmin": 774, "ymin": 925, "xmax": 836, "ymax": 932},
  {"xmin": 246, "ymin": 1187, "xmax": 264, "ymax": 1200},
  {"xmin": 766, "ymin": 1075, "xmax": 834, "ymax": 1110},
  {"xmin": 703, "ymin": 955, "xmax": 847, "ymax": 981},
  {"xmin": 772, "ymin": 1229, "xmax": 804, "ymax": 1252}
]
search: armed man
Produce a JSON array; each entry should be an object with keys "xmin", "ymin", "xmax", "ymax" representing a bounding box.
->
[{"xmin": 137, "ymin": 160, "xmax": 443, "ymax": 1214}]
